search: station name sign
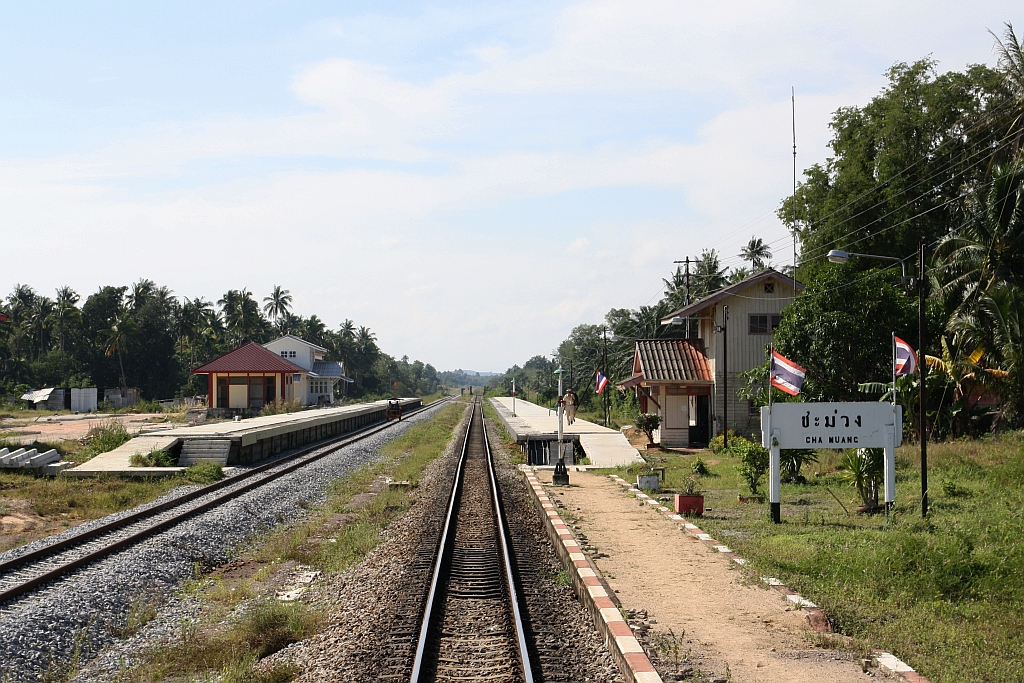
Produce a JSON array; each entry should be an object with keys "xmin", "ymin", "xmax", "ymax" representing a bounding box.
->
[{"xmin": 761, "ymin": 402, "xmax": 902, "ymax": 450}]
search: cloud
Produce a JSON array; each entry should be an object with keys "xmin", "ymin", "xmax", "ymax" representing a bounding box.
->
[{"xmin": 1, "ymin": 0, "xmax": 1015, "ymax": 371}]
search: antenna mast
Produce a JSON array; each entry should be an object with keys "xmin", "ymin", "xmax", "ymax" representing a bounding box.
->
[{"xmin": 791, "ymin": 87, "xmax": 798, "ymax": 278}]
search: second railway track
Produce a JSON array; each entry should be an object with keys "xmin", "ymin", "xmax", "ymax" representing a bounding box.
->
[{"xmin": 0, "ymin": 397, "xmax": 450, "ymax": 608}]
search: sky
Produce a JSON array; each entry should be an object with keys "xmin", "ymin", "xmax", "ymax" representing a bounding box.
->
[{"xmin": 2, "ymin": 1, "xmax": 1021, "ymax": 373}]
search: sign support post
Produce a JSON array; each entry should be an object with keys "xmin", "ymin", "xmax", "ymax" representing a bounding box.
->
[{"xmin": 762, "ymin": 403, "xmax": 901, "ymax": 523}]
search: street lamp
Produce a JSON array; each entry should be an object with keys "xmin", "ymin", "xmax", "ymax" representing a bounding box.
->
[
  {"xmin": 552, "ymin": 367, "xmax": 569, "ymax": 486},
  {"xmin": 828, "ymin": 244, "xmax": 929, "ymax": 517}
]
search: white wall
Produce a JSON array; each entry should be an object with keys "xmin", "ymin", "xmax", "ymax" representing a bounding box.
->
[{"xmin": 264, "ymin": 337, "xmax": 316, "ymax": 371}]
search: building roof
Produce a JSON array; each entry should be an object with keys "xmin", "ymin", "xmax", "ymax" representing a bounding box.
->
[
  {"xmin": 21, "ymin": 388, "xmax": 55, "ymax": 403},
  {"xmin": 192, "ymin": 342, "xmax": 305, "ymax": 374},
  {"xmin": 632, "ymin": 339, "xmax": 713, "ymax": 383},
  {"xmin": 660, "ymin": 267, "xmax": 804, "ymax": 323},
  {"xmin": 310, "ymin": 360, "xmax": 344, "ymax": 379},
  {"xmin": 264, "ymin": 334, "xmax": 328, "ymax": 354}
]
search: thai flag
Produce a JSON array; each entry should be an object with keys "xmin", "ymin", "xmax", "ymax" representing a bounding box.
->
[
  {"xmin": 770, "ymin": 350, "xmax": 806, "ymax": 396},
  {"xmin": 595, "ymin": 371, "xmax": 610, "ymax": 394},
  {"xmin": 895, "ymin": 336, "xmax": 918, "ymax": 376}
]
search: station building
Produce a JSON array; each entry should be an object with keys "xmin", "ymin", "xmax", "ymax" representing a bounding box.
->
[
  {"xmin": 618, "ymin": 268, "xmax": 803, "ymax": 447},
  {"xmin": 193, "ymin": 335, "xmax": 351, "ymax": 411}
]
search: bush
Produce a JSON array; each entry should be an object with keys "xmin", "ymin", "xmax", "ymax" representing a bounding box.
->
[
  {"xmin": 130, "ymin": 448, "xmax": 177, "ymax": 467},
  {"xmin": 708, "ymin": 430, "xmax": 755, "ymax": 454},
  {"xmin": 183, "ymin": 463, "xmax": 224, "ymax": 484},
  {"xmin": 691, "ymin": 456, "xmax": 711, "ymax": 476},
  {"xmin": 77, "ymin": 420, "xmax": 132, "ymax": 461},
  {"xmin": 634, "ymin": 413, "xmax": 662, "ymax": 443},
  {"xmin": 735, "ymin": 440, "xmax": 770, "ymax": 495},
  {"xmin": 781, "ymin": 448, "xmax": 818, "ymax": 482},
  {"xmin": 260, "ymin": 398, "xmax": 304, "ymax": 416}
]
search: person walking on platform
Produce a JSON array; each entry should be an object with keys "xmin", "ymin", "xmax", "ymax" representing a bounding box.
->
[{"xmin": 562, "ymin": 388, "xmax": 578, "ymax": 425}]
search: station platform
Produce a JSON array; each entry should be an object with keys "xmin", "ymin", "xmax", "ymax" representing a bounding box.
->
[
  {"xmin": 488, "ymin": 397, "xmax": 643, "ymax": 469},
  {"xmin": 67, "ymin": 398, "xmax": 422, "ymax": 477}
]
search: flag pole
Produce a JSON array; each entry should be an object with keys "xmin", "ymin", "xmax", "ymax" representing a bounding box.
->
[{"xmin": 892, "ymin": 332, "xmax": 897, "ymax": 408}]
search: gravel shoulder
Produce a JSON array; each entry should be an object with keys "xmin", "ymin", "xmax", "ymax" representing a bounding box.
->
[{"xmin": 0, "ymin": 403, "xmax": 451, "ymax": 683}]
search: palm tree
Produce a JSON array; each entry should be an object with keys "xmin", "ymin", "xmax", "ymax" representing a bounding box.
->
[
  {"xmin": 102, "ymin": 307, "xmax": 136, "ymax": 388},
  {"xmin": 934, "ymin": 165, "xmax": 1024, "ymax": 311},
  {"xmin": 48, "ymin": 286, "xmax": 80, "ymax": 383},
  {"xmin": 339, "ymin": 319, "xmax": 356, "ymax": 341},
  {"xmin": 219, "ymin": 289, "xmax": 263, "ymax": 345},
  {"xmin": 126, "ymin": 279, "xmax": 156, "ymax": 311},
  {"xmin": 692, "ymin": 249, "xmax": 728, "ymax": 297},
  {"xmin": 303, "ymin": 315, "xmax": 327, "ymax": 347},
  {"xmin": 739, "ymin": 236, "xmax": 772, "ymax": 271},
  {"xmin": 263, "ymin": 286, "xmax": 293, "ymax": 325},
  {"xmin": 29, "ymin": 296, "xmax": 54, "ymax": 361},
  {"xmin": 991, "ymin": 22, "xmax": 1024, "ymax": 155},
  {"xmin": 728, "ymin": 266, "xmax": 751, "ymax": 283}
]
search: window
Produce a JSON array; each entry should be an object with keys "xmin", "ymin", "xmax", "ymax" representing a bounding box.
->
[
  {"xmin": 748, "ymin": 400, "xmax": 759, "ymax": 416},
  {"xmin": 764, "ymin": 282, "xmax": 774, "ymax": 293},
  {"xmin": 294, "ymin": 374, "xmax": 302, "ymax": 382},
  {"xmin": 280, "ymin": 350, "xmax": 296, "ymax": 358},
  {"xmin": 749, "ymin": 314, "xmax": 782, "ymax": 335}
]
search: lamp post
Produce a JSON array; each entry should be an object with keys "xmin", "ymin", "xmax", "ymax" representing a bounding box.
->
[
  {"xmin": 552, "ymin": 367, "xmax": 569, "ymax": 486},
  {"xmin": 827, "ymin": 247, "xmax": 927, "ymax": 517},
  {"xmin": 719, "ymin": 306, "xmax": 728, "ymax": 449}
]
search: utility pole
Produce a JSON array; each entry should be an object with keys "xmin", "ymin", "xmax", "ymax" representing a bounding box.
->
[
  {"xmin": 919, "ymin": 241, "xmax": 928, "ymax": 517},
  {"xmin": 673, "ymin": 257, "xmax": 693, "ymax": 337},
  {"xmin": 717, "ymin": 306, "xmax": 729, "ymax": 449}
]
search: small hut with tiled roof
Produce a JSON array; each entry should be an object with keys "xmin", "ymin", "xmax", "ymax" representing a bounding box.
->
[{"xmin": 192, "ymin": 342, "xmax": 305, "ymax": 411}]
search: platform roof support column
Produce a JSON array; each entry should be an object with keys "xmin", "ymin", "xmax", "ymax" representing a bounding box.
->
[{"xmin": 208, "ymin": 373, "xmax": 213, "ymax": 409}]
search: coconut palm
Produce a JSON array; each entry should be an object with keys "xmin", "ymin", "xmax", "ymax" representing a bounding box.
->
[
  {"xmin": 693, "ymin": 248, "xmax": 728, "ymax": 297},
  {"xmin": 263, "ymin": 286, "xmax": 293, "ymax": 324},
  {"xmin": 991, "ymin": 22, "xmax": 1024, "ymax": 155},
  {"xmin": 102, "ymin": 307, "xmax": 136, "ymax": 388},
  {"xmin": 126, "ymin": 279, "xmax": 156, "ymax": 311},
  {"xmin": 739, "ymin": 236, "xmax": 772, "ymax": 271},
  {"xmin": 48, "ymin": 286, "xmax": 80, "ymax": 382},
  {"xmin": 303, "ymin": 315, "xmax": 327, "ymax": 347}
]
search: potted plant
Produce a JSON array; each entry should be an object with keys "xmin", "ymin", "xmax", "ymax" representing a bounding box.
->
[
  {"xmin": 674, "ymin": 475, "xmax": 704, "ymax": 516},
  {"xmin": 634, "ymin": 413, "xmax": 662, "ymax": 450}
]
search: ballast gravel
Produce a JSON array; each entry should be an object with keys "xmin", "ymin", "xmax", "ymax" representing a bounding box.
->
[{"xmin": 0, "ymin": 403, "xmax": 449, "ymax": 683}]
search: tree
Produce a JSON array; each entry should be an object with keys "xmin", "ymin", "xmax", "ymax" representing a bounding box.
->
[
  {"xmin": 773, "ymin": 266, "xmax": 916, "ymax": 401},
  {"xmin": 263, "ymin": 285, "xmax": 293, "ymax": 326},
  {"xmin": 102, "ymin": 305, "xmax": 135, "ymax": 388},
  {"xmin": 779, "ymin": 59, "xmax": 1007, "ymax": 274},
  {"xmin": 739, "ymin": 236, "xmax": 772, "ymax": 270},
  {"xmin": 48, "ymin": 286, "xmax": 80, "ymax": 383}
]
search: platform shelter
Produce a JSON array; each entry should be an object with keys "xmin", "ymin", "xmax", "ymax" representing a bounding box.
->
[{"xmin": 192, "ymin": 342, "xmax": 304, "ymax": 411}]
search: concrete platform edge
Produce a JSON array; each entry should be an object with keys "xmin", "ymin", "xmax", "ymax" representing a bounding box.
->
[
  {"xmin": 521, "ymin": 466, "xmax": 663, "ymax": 683},
  {"xmin": 606, "ymin": 475, "xmax": 933, "ymax": 683}
]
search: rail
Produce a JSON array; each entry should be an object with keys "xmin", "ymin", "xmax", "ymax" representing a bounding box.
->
[
  {"xmin": 409, "ymin": 398, "xmax": 534, "ymax": 683},
  {"xmin": 0, "ymin": 396, "xmax": 453, "ymax": 606}
]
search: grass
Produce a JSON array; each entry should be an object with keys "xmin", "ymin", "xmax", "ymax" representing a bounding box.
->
[
  {"xmin": 593, "ymin": 433, "xmax": 1024, "ymax": 683},
  {"xmin": 114, "ymin": 600, "xmax": 315, "ymax": 683},
  {"xmin": 107, "ymin": 402, "xmax": 467, "ymax": 683},
  {"xmin": 251, "ymin": 402, "xmax": 467, "ymax": 575}
]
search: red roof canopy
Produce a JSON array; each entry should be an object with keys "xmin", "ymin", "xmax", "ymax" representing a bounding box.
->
[{"xmin": 192, "ymin": 342, "xmax": 304, "ymax": 374}]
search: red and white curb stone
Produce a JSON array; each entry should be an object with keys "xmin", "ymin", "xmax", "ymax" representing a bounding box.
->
[
  {"xmin": 607, "ymin": 474, "xmax": 932, "ymax": 683},
  {"xmin": 521, "ymin": 467, "xmax": 663, "ymax": 683}
]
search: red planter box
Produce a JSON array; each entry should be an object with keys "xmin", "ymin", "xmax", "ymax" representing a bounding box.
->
[{"xmin": 674, "ymin": 494, "xmax": 704, "ymax": 516}]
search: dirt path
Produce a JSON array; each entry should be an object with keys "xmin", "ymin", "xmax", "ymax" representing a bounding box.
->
[{"xmin": 536, "ymin": 470, "xmax": 869, "ymax": 683}]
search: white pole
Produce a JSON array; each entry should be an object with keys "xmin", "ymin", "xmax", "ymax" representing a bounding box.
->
[
  {"xmin": 886, "ymin": 333, "xmax": 897, "ymax": 513},
  {"xmin": 512, "ymin": 377, "xmax": 516, "ymax": 417},
  {"xmin": 557, "ymin": 371, "xmax": 564, "ymax": 446},
  {"xmin": 768, "ymin": 343, "xmax": 780, "ymax": 523}
]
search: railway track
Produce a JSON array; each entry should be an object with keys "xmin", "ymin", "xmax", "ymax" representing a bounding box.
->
[
  {"xmin": 409, "ymin": 398, "xmax": 534, "ymax": 683},
  {"xmin": 0, "ymin": 397, "xmax": 451, "ymax": 608}
]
